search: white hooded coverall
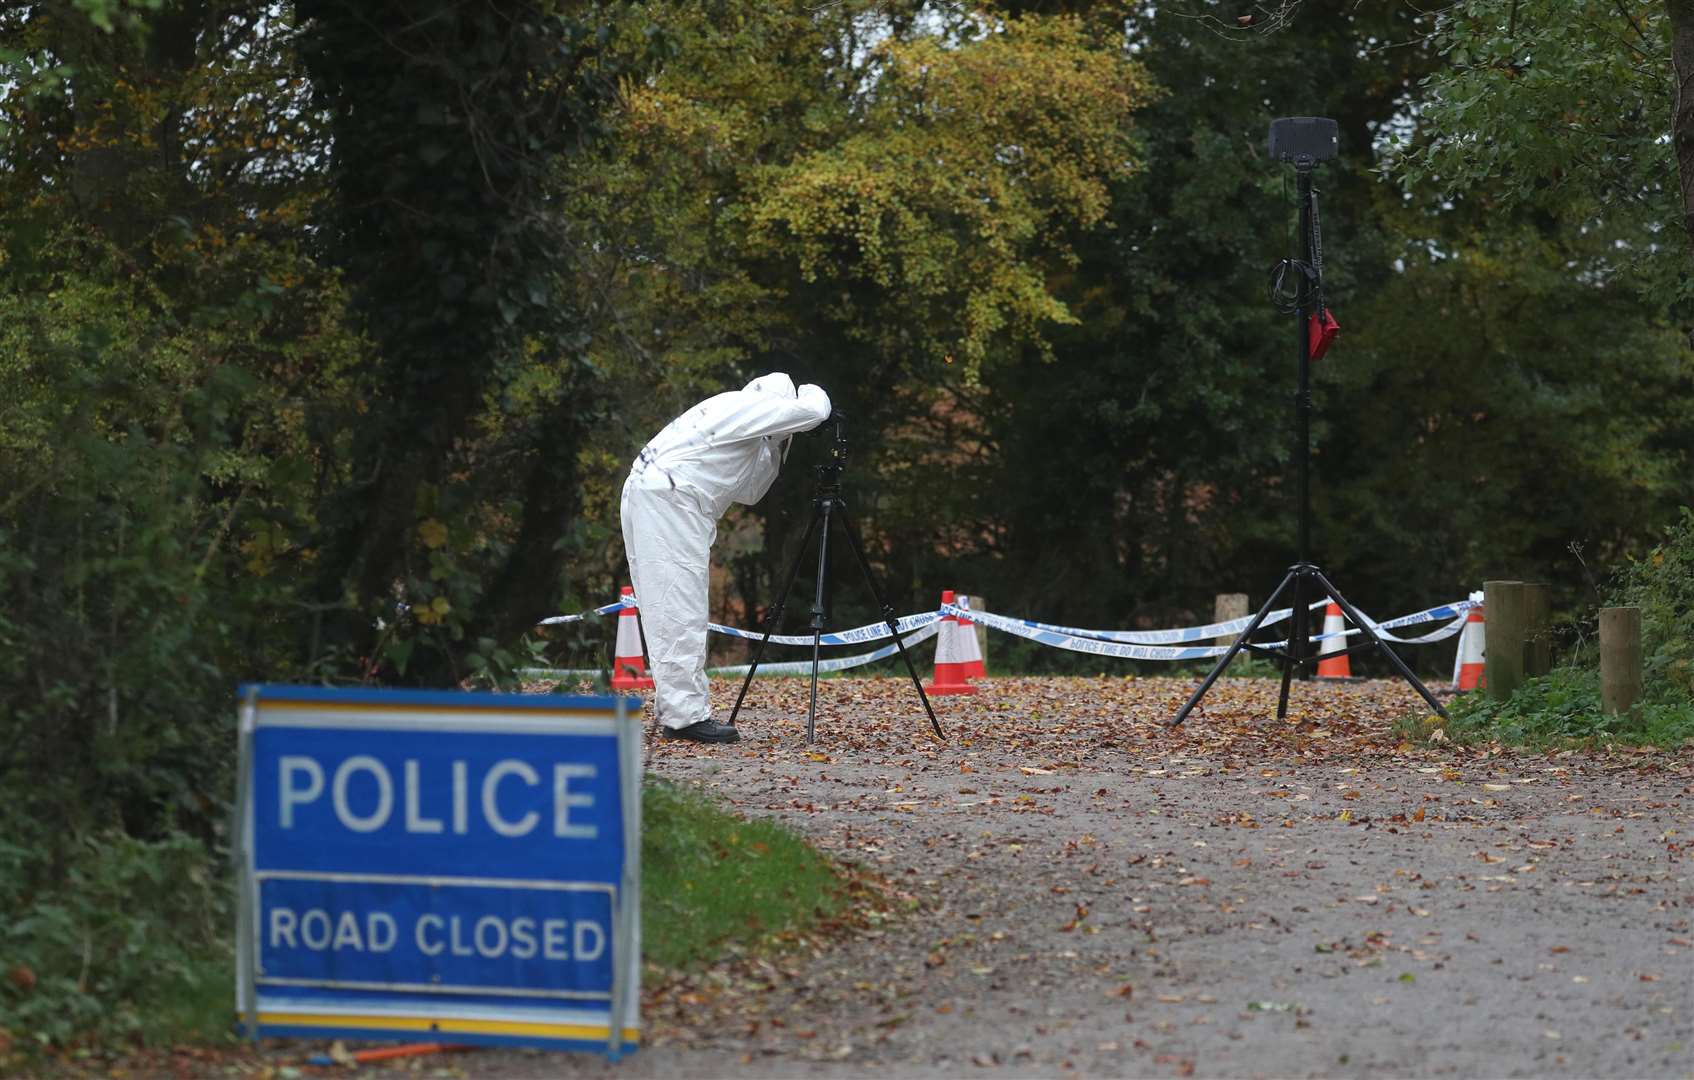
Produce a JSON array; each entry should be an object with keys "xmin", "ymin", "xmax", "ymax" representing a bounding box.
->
[{"xmin": 620, "ymin": 374, "xmax": 833, "ymax": 730}]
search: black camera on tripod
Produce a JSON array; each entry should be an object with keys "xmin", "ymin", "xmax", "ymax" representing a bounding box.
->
[
  {"xmin": 817, "ymin": 410, "xmax": 849, "ymax": 481},
  {"xmin": 1268, "ymin": 117, "xmax": 1338, "ymax": 165}
]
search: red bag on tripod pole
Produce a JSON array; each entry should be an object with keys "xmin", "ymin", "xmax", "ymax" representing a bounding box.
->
[{"xmin": 1309, "ymin": 308, "xmax": 1340, "ymax": 360}]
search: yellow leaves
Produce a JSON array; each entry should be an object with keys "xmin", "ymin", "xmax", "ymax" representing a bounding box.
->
[
  {"xmin": 414, "ymin": 595, "xmax": 452, "ymax": 626},
  {"xmin": 733, "ymin": 12, "xmax": 1152, "ymax": 382},
  {"xmin": 418, "ymin": 518, "xmax": 449, "ymax": 549},
  {"xmin": 240, "ymin": 521, "xmax": 291, "ymax": 577}
]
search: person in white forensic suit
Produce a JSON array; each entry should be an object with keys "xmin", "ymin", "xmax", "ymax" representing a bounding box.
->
[{"xmin": 620, "ymin": 373, "xmax": 833, "ymax": 743}]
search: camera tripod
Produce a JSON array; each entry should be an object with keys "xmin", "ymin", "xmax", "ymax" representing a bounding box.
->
[
  {"xmin": 727, "ymin": 415, "xmax": 945, "ymax": 744},
  {"xmin": 1169, "ymin": 122, "xmax": 1447, "ymax": 727}
]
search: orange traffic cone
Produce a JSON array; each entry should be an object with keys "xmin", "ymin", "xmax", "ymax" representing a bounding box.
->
[
  {"xmin": 924, "ymin": 590, "xmax": 977, "ymax": 696},
  {"xmin": 610, "ymin": 585, "xmax": 654, "ymax": 691},
  {"xmin": 956, "ymin": 594, "xmax": 987, "ymax": 681},
  {"xmin": 1314, "ymin": 600, "xmax": 1352, "ymax": 679},
  {"xmin": 1453, "ymin": 606, "xmax": 1486, "ymax": 691}
]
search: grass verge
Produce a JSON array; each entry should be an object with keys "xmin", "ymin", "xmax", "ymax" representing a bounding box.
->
[
  {"xmin": 641, "ymin": 778, "xmax": 849, "ymax": 970},
  {"xmin": 1399, "ymin": 667, "xmax": 1694, "ymax": 749}
]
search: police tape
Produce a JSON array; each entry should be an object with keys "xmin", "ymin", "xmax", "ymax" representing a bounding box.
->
[
  {"xmin": 708, "ymin": 610, "xmax": 940, "ymax": 647},
  {"xmin": 941, "ymin": 600, "xmax": 1474, "ymax": 662},
  {"xmin": 537, "ymin": 595, "xmax": 940, "ymax": 647},
  {"xmin": 516, "ymin": 621, "xmax": 944, "ymax": 683},
  {"xmin": 996, "ymin": 598, "xmax": 1329, "ymax": 644},
  {"xmin": 707, "ymin": 620, "xmax": 941, "ymax": 677},
  {"xmin": 536, "ymin": 600, "xmax": 630, "ymax": 626},
  {"xmin": 535, "ymin": 593, "xmax": 1475, "ymax": 663}
]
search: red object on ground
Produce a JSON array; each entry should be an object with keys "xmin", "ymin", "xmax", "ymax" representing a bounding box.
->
[{"xmin": 350, "ymin": 1043, "xmax": 460, "ymax": 1064}]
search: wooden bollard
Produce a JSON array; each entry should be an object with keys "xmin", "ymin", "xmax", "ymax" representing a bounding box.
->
[
  {"xmin": 1523, "ymin": 583, "xmax": 1552, "ymax": 677},
  {"xmin": 1599, "ymin": 606, "xmax": 1643, "ymax": 717},
  {"xmin": 1483, "ymin": 580, "xmax": 1526, "ymax": 701},
  {"xmin": 1214, "ymin": 593, "xmax": 1249, "ymax": 648}
]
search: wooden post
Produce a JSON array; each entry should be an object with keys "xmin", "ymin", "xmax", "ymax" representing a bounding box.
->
[
  {"xmin": 963, "ymin": 595, "xmax": 988, "ymax": 675},
  {"xmin": 1599, "ymin": 606, "xmax": 1643, "ymax": 717},
  {"xmin": 1214, "ymin": 593, "xmax": 1249, "ymax": 648},
  {"xmin": 1523, "ymin": 582, "xmax": 1552, "ymax": 677},
  {"xmin": 1483, "ymin": 580, "xmax": 1526, "ymax": 701}
]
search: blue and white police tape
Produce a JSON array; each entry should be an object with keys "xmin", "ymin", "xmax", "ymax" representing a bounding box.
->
[
  {"xmin": 996, "ymin": 598, "xmax": 1329, "ymax": 645},
  {"xmin": 708, "ymin": 620, "xmax": 942, "ymax": 676},
  {"xmin": 538, "ymin": 592, "xmax": 1477, "ymax": 660},
  {"xmin": 942, "ymin": 599, "xmax": 1474, "ymax": 662},
  {"xmin": 537, "ymin": 600, "xmax": 631, "ymax": 626},
  {"xmin": 538, "ymin": 595, "xmax": 941, "ymax": 648},
  {"xmin": 960, "ymin": 597, "xmax": 1476, "ymax": 647},
  {"xmin": 707, "ymin": 609, "xmax": 940, "ymax": 648}
]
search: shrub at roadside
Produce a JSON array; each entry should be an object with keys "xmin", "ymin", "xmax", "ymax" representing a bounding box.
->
[
  {"xmin": 1613, "ymin": 506, "xmax": 1694, "ymax": 700},
  {"xmin": 1442, "ymin": 667, "xmax": 1694, "ymax": 748},
  {"xmin": 0, "ymin": 832, "xmax": 232, "ymax": 1057},
  {"xmin": 1434, "ymin": 509, "xmax": 1694, "ymax": 748}
]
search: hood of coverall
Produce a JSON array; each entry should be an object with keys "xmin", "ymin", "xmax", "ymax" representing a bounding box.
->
[{"xmin": 744, "ymin": 372, "xmax": 798, "ymax": 398}]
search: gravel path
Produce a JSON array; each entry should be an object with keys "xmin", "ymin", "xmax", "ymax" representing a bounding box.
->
[{"xmin": 406, "ymin": 677, "xmax": 1693, "ymax": 1078}]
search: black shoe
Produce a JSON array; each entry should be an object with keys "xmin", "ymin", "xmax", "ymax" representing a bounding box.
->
[{"xmin": 661, "ymin": 720, "xmax": 740, "ymax": 744}]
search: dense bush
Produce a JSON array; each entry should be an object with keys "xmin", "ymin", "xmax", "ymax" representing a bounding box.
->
[
  {"xmin": 1613, "ymin": 506, "xmax": 1694, "ymax": 700},
  {"xmin": 1445, "ymin": 666, "xmax": 1694, "ymax": 747},
  {"xmin": 0, "ymin": 832, "xmax": 231, "ymax": 1050},
  {"xmin": 1442, "ymin": 507, "xmax": 1694, "ymax": 747}
]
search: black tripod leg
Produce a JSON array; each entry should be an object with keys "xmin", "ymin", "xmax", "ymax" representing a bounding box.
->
[
  {"xmin": 1308, "ymin": 567, "xmax": 1450, "ymax": 720},
  {"xmin": 1276, "ymin": 657, "xmax": 1295, "ymax": 721},
  {"xmin": 1171, "ymin": 572, "xmax": 1295, "ymax": 728},
  {"xmin": 728, "ymin": 510, "xmax": 821, "ymax": 726},
  {"xmin": 835, "ymin": 503, "xmax": 944, "ymax": 741},
  {"xmin": 1279, "ymin": 568, "xmax": 1309, "ymax": 721},
  {"xmin": 804, "ymin": 501, "xmax": 836, "ymax": 744},
  {"xmin": 807, "ymin": 630, "xmax": 823, "ymax": 745}
]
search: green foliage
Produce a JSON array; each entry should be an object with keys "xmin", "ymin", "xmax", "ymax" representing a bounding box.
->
[
  {"xmin": 1613, "ymin": 506, "xmax": 1694, "ymax": 698},
  {"xmin": 1442, "ymin": 667, "xmax": 1694, "ymax": 748},
  {"xmin": 294, "ymin": 0, "xmax": 647, "ymax": 684},
  {"xmin": 641, "ymin": 780, "xmax": 847, "ymax": 971},
  {"xmin": 743, "ymin": 14, "xmax": 1152, "ymax": 374},
  {"xmin": 1423, "ymin": 508, "xmax": 1694, "ymax": 749},
  {"xmin": 1387, "ymin": 1, "xmax": 1682, "ymax": 300},
  {"xmin": 0, "ymin": 832, "xmax": 231, "ymax": 1050}
]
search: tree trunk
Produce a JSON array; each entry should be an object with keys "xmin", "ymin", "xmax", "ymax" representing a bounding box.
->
[{"xmin": 1668, "ymin": 0, "xmax": 1694, "ymax": 244}]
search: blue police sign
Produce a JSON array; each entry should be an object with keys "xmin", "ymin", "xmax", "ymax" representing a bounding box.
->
[{"xmin": 232, "ymin": 685, "xmax": 641, "ymax": 1056}]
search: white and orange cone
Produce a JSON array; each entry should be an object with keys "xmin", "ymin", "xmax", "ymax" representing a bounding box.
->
[
  {"xmin": 1314, "ymin": 600, "xmax": 1352, "ymax": 679},
  {"xmin": 610, "ymin": 585, "xmax": 654, "ymax": 691},
  {"xmin": 956, "ymin": 594, "xmax": 987, "ymax": 681},
  {"xmin": 924, "ymin": 589, "xmax": 977, "ymax": 696},
  {"xmin": 1453, "ymin": 604, "xmax": 1486, "ymax": 692}
]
